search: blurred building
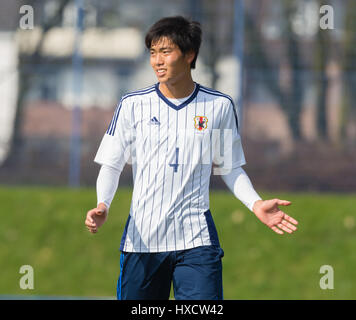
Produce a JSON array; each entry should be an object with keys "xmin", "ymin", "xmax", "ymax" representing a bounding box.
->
[
  {"xmin": 0, "ymin": 0, "xmax": 184, "ymax": 164},
  {"xmin": 1, "ymin": 0, "xmax": 355, "ymax": 191}
]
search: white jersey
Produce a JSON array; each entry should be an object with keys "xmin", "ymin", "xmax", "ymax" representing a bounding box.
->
[{"xmin": 94, "ymin": 83, "xmax": 246, "ymax": 252}]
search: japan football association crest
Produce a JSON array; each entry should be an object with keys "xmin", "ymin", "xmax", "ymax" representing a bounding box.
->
[{"xmin": 194, "ymin": 116, "xmax": 208, "ymax": 131}]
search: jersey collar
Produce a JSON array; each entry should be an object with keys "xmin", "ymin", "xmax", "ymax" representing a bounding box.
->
[{"xmin": 155, "ymin": 82, "xmax": 200, "ymax": 111}]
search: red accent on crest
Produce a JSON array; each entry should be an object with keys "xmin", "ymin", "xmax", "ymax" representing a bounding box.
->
[{"xmin": 198, "ymin": 117, "xmax": 204, "ymax": 130}]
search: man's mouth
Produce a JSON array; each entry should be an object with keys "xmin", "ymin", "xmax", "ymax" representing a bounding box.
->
[{"xmin": 156, "ymin": 69, "xmax": 167, "ymax": 77}]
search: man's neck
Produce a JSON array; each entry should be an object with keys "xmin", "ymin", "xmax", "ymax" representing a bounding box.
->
[{"xmin": 159, "ymin": 78, "xmax": 195, "ymax": 99}]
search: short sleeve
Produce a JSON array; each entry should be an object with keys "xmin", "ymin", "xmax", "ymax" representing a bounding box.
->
[
  {"xmin": 94, "ymin": 98, "xmax": 134, "ymax": 172},
  {"xmin": 213, "ymin": 100, "xmax": 246, "ymax": 172}
]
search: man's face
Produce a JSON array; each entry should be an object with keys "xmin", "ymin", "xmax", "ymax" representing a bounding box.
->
[{"xmin": 150, "ymin": 37, "xmax": 194, "ymax": 85}]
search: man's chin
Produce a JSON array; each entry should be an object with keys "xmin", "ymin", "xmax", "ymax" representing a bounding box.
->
[{"xmin": 156, "ymin": 77, "xmax": 170, "ymax": 84}]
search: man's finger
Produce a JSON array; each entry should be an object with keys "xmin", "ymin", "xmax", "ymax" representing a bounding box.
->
[
  {"xmin": 86, "ymin": 225, "xmax": 97, "ymax": 233},
  {"xmin": 277, "ymin": 199, "xmax": 292, "ymax": 206},
  {"xmin": 277, "ymin": 223, "xmax": 293, "ymax": 234},
  {"xmin": 85, "ymin": 216, "xmax": 96, "ymax": 225},
  {"xmin": 85, "ymin": 219, "xmax": 96, "ymax": 228},
  {"xmin": 87, "ymin": 209, "xmax": 97, "ymax": 219},
  {"xmin": 271, "ymin": 226, "xmax": 284, "ymax": 235},
  {"xmin": 283, "ymin": 214, "xmax": 298, "ymax": 225},
  {"xmin": 281, "ymin": 219, "xmax": 297, "ymax": 231}
]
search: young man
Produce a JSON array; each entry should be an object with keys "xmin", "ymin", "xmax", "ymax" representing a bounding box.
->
[{"xmin": 85, "ymin": 16, "xmax": 298, "ymax": 300}]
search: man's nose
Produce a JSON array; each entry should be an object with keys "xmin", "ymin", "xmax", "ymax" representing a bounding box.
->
[{"xmin": 155, "ymin": 53, "xmax": 164, "ymax": 65}]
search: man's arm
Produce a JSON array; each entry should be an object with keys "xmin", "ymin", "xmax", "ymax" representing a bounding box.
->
[
  {"xmin": 96, "ymin": 164, "xmax": 121, "ymax": 209},
  {"xmin": 221, "ymin": 166, "xmax": 261, "ymax": 211},
  {"xmin": 85, "ymin": 96, "xmax": 134, "ymax": 234},
  {"xmin": 85, "ymin": 164, "xmax": 121, "ymax": 233},
  {"xmin": 221, "ymin": 166, "xmax": 298, "ymax": 235}
]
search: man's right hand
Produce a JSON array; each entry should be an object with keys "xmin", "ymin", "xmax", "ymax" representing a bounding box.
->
[{"xmin": 85, "ymin": 203, "xmax": 108, "ymax": 233}]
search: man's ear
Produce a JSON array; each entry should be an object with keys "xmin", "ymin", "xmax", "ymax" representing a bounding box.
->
[{"xmin": 185, "ymin": 51, "xmax": 196, "ymax": 65}]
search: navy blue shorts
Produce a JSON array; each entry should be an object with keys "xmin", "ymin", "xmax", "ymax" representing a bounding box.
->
[{"xmin": 117, "ymin": 245, "xmax": 224, "ymax": 300}]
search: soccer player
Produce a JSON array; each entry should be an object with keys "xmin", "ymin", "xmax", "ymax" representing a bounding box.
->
[{"xmin": 85, "ymin": 16, "xmax": 298, "ymax": 300}]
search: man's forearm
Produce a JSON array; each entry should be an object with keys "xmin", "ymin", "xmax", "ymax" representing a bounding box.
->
[
  {"xmin": 221, "ymin": 166, "xmax": 262, "ymax": 211},
  {"xmin": 96, "ymin": 164, "xmax": 121, "ymax": 210}
]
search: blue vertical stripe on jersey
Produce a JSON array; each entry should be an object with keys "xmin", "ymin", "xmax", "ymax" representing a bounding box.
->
[
  {"xmin": 131, "ymin": 101, "xmax": 136, "ymax": 129},
  {"xmin": 210, "ymin": 99, "xmax": 215, "ymax": 165},
  {"xmin": 186, "ymin": 105, "xmax": 194, "ymax": 247},
  {"xmin": 156, "ymin": 98, "xmax": 163, "ymax": 251},
  {"xmin": 203, "ymin": 210, "xmax": 221, "ymax": 247},
  {"xmin": 149, "ymin": 98, "xmax": 159, "ymax": 251},
  {"xmin": 140, "ymin": 98, "xmax": 151, "ymax": 250},
  {"xmin": 218, "ymin": 102, "xmax": 224, "ymax": 128},
  {"xmin": 143, "ymin": 98, "xmax": 151, "ymax": 249},
  {"xmin": 157, "ymin": 98, "xmax": 168, "ymax": 252},
  {"xmin": 164, "ymin": 103, "xmax": 170, "ymax": 251},
  {"xmin": 196, "ymin": 97, "xmax": 204, "ymax": 246},
  {"xmin": 213, "ymin": 102, "xmax": 224, "ymax": 165},
  {"xmin": 139, "ymin": 100, "xmax": 146, "ymax": 252},
  {"xmin": 120, "ymin": 215, "xmax": 131, "ymax": 251},
  {"xmin": 196, "ymin": 98, "xmax": 207, "ymax": 245},
  {"xmin": 132, "ymin": 101, "xmax": 144, "ymax": 250},
  {"xmin": 168, "ymin": 111, "xmax": 179, "ymax": 250},
  {"xmin": 185, "ymin": 97, "xmax": 196, "ymax": 247},
  {"xmin": 117, "ymin": 252, "xmax": 125, "ymax": 300},
  {"xmin": 196, "ymin": 99, "xmax": 207, "ymax": 243},
  {"xmin": 190, "ymin": 96, "xmax": 204, "ymax": 246},
  {"xmin": 179, "ymin": 104, "xmax": 189, "ymax": 250},
  {"xmin": 147, "ymin": 98, "xmax": 154, "ymax": 249}
]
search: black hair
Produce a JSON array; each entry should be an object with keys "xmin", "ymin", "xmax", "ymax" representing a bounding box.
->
[{"xmin": 145, "ymin": 16, "xmax": 202, "ymax": 69}]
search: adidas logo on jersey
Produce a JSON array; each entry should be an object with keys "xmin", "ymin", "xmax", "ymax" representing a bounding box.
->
[{"xmin": 149, "ymin": 117, "xmax": 160, "ymax": 125}]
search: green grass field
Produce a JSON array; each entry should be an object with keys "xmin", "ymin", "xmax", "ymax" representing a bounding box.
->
[{"xmin": 1, "ymin": 185, "xmax": 355, "ymax": 299}]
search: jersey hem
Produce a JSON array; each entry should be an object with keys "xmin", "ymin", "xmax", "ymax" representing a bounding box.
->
[{"xmin": 120, "ymin": 241, "xmax": 213, "ymax": 253}]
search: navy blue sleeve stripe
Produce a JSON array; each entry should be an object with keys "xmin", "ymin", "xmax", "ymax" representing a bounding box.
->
[
  {"xmin": 229, "ymin": 100, "xmax": 239, "ymax": 132},
  {"xmin": 111, "ymin": 102, "xmax": 123, "ymax": 135},
  {"xmin": 106, "ymin": 104, "xmax": 118, "ymax": 135},
  {"xmin": 199, "ymin": 87, "xmax": 234, "ymax": 107},
  {"xmin": 106, "ymin": 101, "xmax": 123, "ymax": 136},
  {"xmin": 121, "ymin": 87, "xmax": 155, "ymax": 101},
  {"xmin": 199, "ymin": 87, "xmax": 239, "ymax": 131},
  {"xmin": 106, "ymin": 119, "xmax": 113, "ymax": 135},
  {"xmin": 107, "ymin": 89, "xmax": 156, "ymax": 136}
]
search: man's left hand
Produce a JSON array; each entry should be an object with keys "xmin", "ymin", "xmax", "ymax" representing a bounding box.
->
[{"xmin": 252, "ymin": 199, "xmax": 298, "ymax": 235}]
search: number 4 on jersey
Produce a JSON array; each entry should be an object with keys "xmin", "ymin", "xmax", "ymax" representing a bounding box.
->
[{"xmin": 169, "ymin": 148, "xmax": 179, "ymax": 173}]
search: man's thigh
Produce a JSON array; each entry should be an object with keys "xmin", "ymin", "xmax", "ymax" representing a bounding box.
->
[
  {"xmin": 172, "ymin": 245, "xmax": 224, "ymax": 300},
  {"xmin": 117, "ymin": 251, "xmax": 173, "ymax": 300}
]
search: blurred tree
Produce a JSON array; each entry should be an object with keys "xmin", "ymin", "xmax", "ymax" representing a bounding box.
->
[
  {"xmin": 314, "ymin": 0, "xmax": 331, "ymax": 141},
  {"xmin": 340, "ymin": 0, "xmax": 356, "ymax": 144},
  {"xmin": 3, "ymin": 0, "xmax": 71, "ymax": 167},
  {"xmin": 191, "ymin": 0, "xmax": 234, "ymax": 89},
  {"xmin": 201, "ymin": 0, "xmax": 220, "ymax": 89},
  {"xmin": 245, "ymin": 0, "xmax": 305, "ymax": 142},
  {"xmin": 280, "ymin": 0, "xmax": 304, "ymax": 141}
]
